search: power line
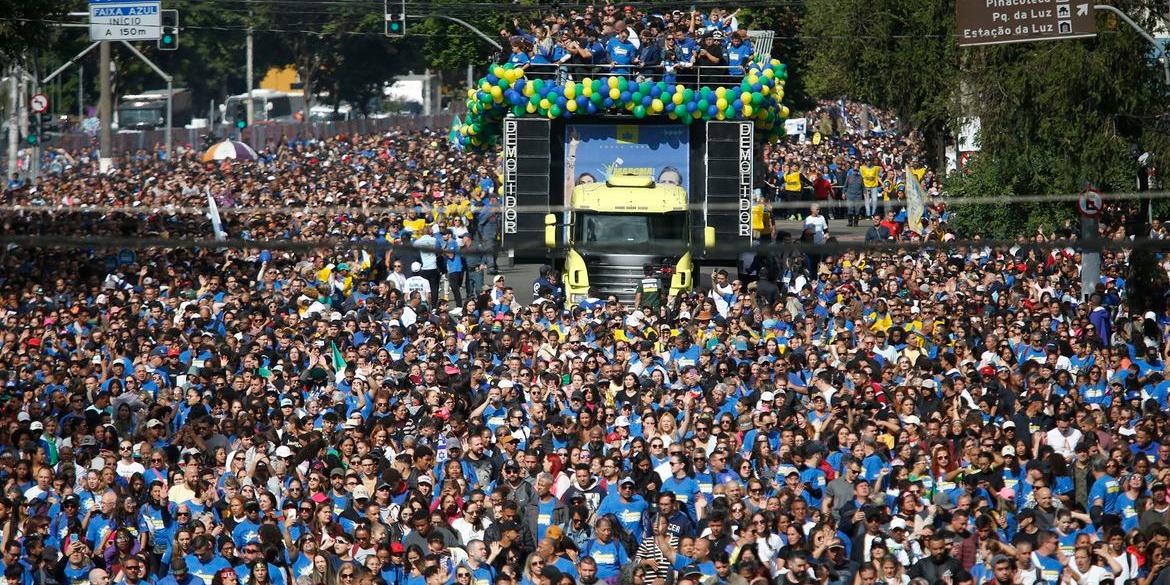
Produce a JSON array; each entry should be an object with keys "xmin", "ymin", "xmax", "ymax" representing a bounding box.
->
[{"xmin": 0, "ymin": 189, "xmax": 1164, "ymax": 216}]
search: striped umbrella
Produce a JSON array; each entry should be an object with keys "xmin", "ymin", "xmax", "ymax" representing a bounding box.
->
[{"xmin": 202, "ymin": 139, "xmax": 258, "ymax": 162}]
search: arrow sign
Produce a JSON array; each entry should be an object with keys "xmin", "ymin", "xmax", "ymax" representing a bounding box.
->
[
  {"xmin": 30, "ymin": 94, "xmax": 48, "ymax": 114},
  {"xmin": 1076, "ymin": 4, "xmax": 1089, "ymax": 16}
]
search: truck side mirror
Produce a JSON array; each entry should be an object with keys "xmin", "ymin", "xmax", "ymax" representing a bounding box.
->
[
  {"xmin": 544, "ymin": 214, "xmax": 557, "ymax": 248},
  {"xmin": 704, "ymin": 226, "xmax": 716, "ymax": 249}
]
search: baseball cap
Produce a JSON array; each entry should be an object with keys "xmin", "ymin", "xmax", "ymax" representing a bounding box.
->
[
  {"xmin": 902, "ymin": 415, "xmax": 921, "ymax": 426},
  {"xmin": 273, "ymin": 445, "xmax": 293, "ymax": 459},
  {"xmin": 1002, "ymin": 446, "xmax": 1016, "ymax": 457},
  {"xmin": 614, "ymin": 416, "xmax": 631, "ymax": 427},
  {"xmin": 889, "ymin": 518, "xmax": 908, "ymax": 531},
  {"xmin": 619, "ymin": 476, "xmax": 636, "ymax": 486},
  {"xmin": 352, "ymin": 486, "xmax": 370, "ymax": 501}
]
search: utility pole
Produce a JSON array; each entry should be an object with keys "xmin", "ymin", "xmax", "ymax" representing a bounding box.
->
[
  {"xmin": 7, "ymin": 67, "xmax": 18, "ymax": 182},
  {"xmin": 99, "ymin": 41, "xmax": 112, "ymax": 172},
  {"xmin": 78, "ymin": 63, "xmax": 84, "ymax": 120},
  {"xmin": 245, "ymin": 0, "xmax": 254, "ymax": 128}
]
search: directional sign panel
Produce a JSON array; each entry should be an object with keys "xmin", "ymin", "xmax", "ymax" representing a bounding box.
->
[
  {"xmin": 90, "ymin": 0, "xmax": 162, "ymax": 41},
  {"xmin": 957, "ymin": 0, "xmax": 1096, "ymax": 47}
]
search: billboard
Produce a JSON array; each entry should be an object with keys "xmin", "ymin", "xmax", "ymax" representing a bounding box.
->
[{"xmin": 563, "ymin": 124, "xmax": 690, "ymax": 198}]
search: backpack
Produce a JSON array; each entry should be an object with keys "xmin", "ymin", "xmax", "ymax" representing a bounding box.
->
[{"xmin": 600, "ymin": 513, "xmax": 638, "ymax": 557}]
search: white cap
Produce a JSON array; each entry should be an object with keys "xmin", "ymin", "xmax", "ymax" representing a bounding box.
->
[
  {"xmin": 760, "ymin": 391, "xmax": 775, "ymax": 403},
  {"xmin": 889, "ymin": 518, "xmax": 908, "ymax": 531},
  {"xmin": 1001, "ymin": 446, "xmax": 1016, "ymax": 457},
  {"xmin": 29, "ymin": 422, "xmax": 43, "ymax": 431},
  {"xmin": 411, "ymin": 262, "xmax": 422, "ymax": 273},
  {"xmin": 16, "ymin": 412, "xmax": 30, "ymax": 422},
  {"xmin": 920, "ymin": 379, "xmax": 937, "ymax": 389},
  {"xmin": 614, "ymin": 415, "xmax": 631, "ymax": 427},
  {"xmin": 902, "ymin": 415, "xmax": 921, "ymax": 426},
  {"xmin": 273, "ymin": 445, "xmax": 293, "ymax": 459},
  {"xmin": 498, "ymin": 379, "xmax": 515, "ymax": 389}
]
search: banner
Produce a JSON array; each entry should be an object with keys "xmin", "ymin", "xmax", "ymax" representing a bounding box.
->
[
  {"xmin": 563, "ymin": 124, "xmax": 690, "ymax": 199},
  {"xmin": 905, "ymin": 165, "xmax": 925, "ymax": 235},
  {"xmin": 207, "ymin": 193, "xmax": 225, "ymax": 241}
]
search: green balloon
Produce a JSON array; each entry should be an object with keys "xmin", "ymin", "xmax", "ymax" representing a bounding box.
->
[
  {"xmin": 550, "ymin": 105, "xmax": 562, "ymax": 117},
  {"xmin": 529, "ymin": 95, "xmax": 540, "ymax": 105},
  {"xmin": 700, "ymin": 87, "xmax": 712, "ymax": 100},
  {"xmin": 498, "ymin": 79, "xmax": 509, "ymax": 89},
  {"xmin": 631, "ymin": 92, "xmax": 643, "ymax": 104},
  {"xmin": 751, "ymin": 92, "xmax": 763, "ymax": 106},
  {"xmin": 638, "ymin": 81, "xmax": 651, "ymax": 95},
  {"xmin": 683, "ymin": 88, "xmax": 695, "ymax": 102},
  {"xmin": 533, "ymin": 79, "xmax": 545, "ymax": 91},
  {"xmin": 590, "ymin": 92, "xmax": 603, "ymax": 104},
  {"xmin": 725, "ymin": 106, "xmax": 735, "ymax": 118},
  {"xmin": 513, "ymin": 106, "xmax": 525, "ymax": 116},
  {"xmin": 678, "ymin": 112, "xmax": 691, "ymax": 124},
  {"xmin": 617, "ymin": 77, "xmax": 628, "ymax": 91},
  {"xmin": 633, "ymin": 105, "xmax": 646, "ymax": 118},
  {"xmin": 592, "ymin": 79, "xmax": 602, "ymax": 92},
  {"xmin": 697, "ymin": 99, "xmax": 709, "ymax": 111}
]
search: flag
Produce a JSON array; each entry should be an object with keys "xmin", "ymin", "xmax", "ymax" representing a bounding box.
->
[
  {"xmin": 207, "ymin": 193, "xmax": 225, "ymax": 241},
  {"xmin": 615, "ymin": 125, "xmax": 639, "ymax": 144},
  {"xmin": 448, "ymin": 114, "xmax": 463, "ymax": 147},
  {"xmin": 905, "ymin": 165, "xmax": 925, "ymax": 235},
  {"xmin": 331, "ymin": 341, "xmax": 347, "ymax": 383}
]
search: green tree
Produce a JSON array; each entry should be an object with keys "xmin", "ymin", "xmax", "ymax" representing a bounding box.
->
[
  {"xmin": 800, "ymin": 0, "xmax": 960, "ymax": 162},
  {"xmin": 0, "ymin": 0, "xmax": 65, "ymax": 61}
]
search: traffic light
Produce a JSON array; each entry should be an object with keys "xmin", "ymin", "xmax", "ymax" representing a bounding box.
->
[
  {"xmin": 234, "ymin": 103, "xmax": 248, "ymax": 130},
  {"xmin": 385, "ymin": 0, "xmax": 406, "ymax": 36},
  {"xmin": 25, "ymin": 134, "xmax": 37, "ymax": 146},
  {"xmin": 158, "ymin": 10, "xmax": 179, "ymax": 51}
]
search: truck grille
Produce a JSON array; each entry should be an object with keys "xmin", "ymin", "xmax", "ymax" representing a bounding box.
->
[{"xmin": 581, "ymin": 254, "xmax": 664, "ymax": 305}]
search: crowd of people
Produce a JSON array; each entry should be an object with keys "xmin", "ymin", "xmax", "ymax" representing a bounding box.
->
[
  {"xmin": 0, "ymin": 93, "xmax": 1167, "ymax": 585},
  {"xmin": 500, "ymin": 6, "xmax": 758, "ymax": 79}
]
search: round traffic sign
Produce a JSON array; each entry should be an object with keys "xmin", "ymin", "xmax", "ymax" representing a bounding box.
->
[
  {"xmin": 30, "ymin": 93, "xmax": 48, "ymax": 114},
  {"xmin": 1078, "ymin": 189, "xmax": 1102, "ymax": 217}
]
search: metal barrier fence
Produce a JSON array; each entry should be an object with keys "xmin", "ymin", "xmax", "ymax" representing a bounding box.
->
[{"xmin": 48, "ymin": 113, "xmax": 457, "ymax": 155}]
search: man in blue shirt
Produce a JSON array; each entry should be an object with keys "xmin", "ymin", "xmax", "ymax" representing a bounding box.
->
[
  {"xmin": 597, "ymin": 476, "xmax": 649, "ymax": 539},
  {"xmin": 605, "ymin": 29, "xmax": 636, "ymax": 74},
  {"xmin": 725, "ymin": 32, "xmax": 753, "ymax": 75}
]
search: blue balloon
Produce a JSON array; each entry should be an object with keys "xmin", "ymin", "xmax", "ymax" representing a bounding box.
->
[
  {"xmin": 751, "ymin": 83, "xmax": 762, "ymax": 92},
  {"xmin": 707, "ymin": 105, "xmax": 718, "ymax": 117},
  {"xmin": 641, "ymin": 96, "xmax": 652, "ymax": 106},
  {"xmin": 477, "ymin": 91, "xmax": 488, "ymax": 102},
  {"xmin": 665, "ymin": 103, "xmax": 675, "ymax": 112},
  {"xmin": 604, "ymin": 97, "xmax": 614, "ymax": 107},
  {"xmin": 586, "ymin": 102, "xmax": 598, "ymax": 114},
  {"xmin": 649, "ymin": 85, "xmax": 661, "ymax": 97},
  {"xmin": 686, "ymin": 102, "xmax": 697, "ymax": 113},
  {"xmin": 556, "ymin": 96, "xmax": 567, "ymax": 107},
  {"xmin": 576, "ymin": 96, "xmax": 588, "ymax": 107},
  {"xmin": 619, "ymin": 91, "xmax": 631, "ymax": 102},
  {"xmin": 563, "ymin": 110, "xmax": 572, "ymax": 118},
  {"xmin": 485, "ymin": 74, "xmax": 498, "ymax": 84},
  {"xmin": 733, "ymin": 99, "xmax": 743, "ymax": 109}
]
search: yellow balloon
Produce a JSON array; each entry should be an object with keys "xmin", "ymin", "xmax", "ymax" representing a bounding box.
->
[
  {"xmin": 781, "ymin": 106, "xmax": 790, "ymax": 117},
  {"xmin": 582, "ymin": 84, "xmax": 593, "ymax": 97},
  {"xmin": 743, "ymin": 104, "xmax": 753, "ymax": 117},
  {"xmin": 763, "ymin": 69, "xmax": 775, "ymax": 79},
  {"xmin": 566, "ymin": 99, "xmax": 578, "ymax": 112},
  {"xmin": 608, "ymin": 76, "xmax": 619, "ymax": 88},
  {"xmin": 716, "ymin": 112, "xmax": 725, "ymax": 120},
  {"xmin": 460, "ymin": 126, "xmax": 468, "ymax": 135},
  {"xmin": 609, "ymin": 87, "xmax": 621, "ymax": 100},
  {"xmin": 539, "ymin": 98, "xmax": 551, "ymax": 110},
  {"xmin": 748, "ymin": 75, "xmax": 760, "ymax": 86},
  {"xmin": 716, "ymin": 97, "xmax": 728, "ymax": 111},
  {"xmin": 526, "ymin": 103, "xmax": 536, "ymax": 113},
  {"xmin": 467, "ymin": 88, "xmax": 476, "ymax": 99},
  {"xmin": 676, "ymin": 84, "xmax": 685, "ymax": 94},
  {"xmin": 523, "ymin": 84, "xmax": 535, "ymax": 97},
  {"xmin": 672, "ymin": 92, "xmax": 684, "ymax": 105},
  {"xmin": 761, "ymin": 85, "xmax": 770, "ymax": 96},
  {"xmin": 480, "ymin": 81, "xmax": 492, "ymax": 92},
  {"xmin": 564, "ymin": 83, "xmax": 576, "ymax": 99},
  {"xmin": 776, "ymin": 89, "xmax": 784, "ymax": 100},
  {"xmin": 651, "ymin": 99, "xmax": 664, "ymax": 112},
  {"xmin": 715, "ymin": 87, "xmax": 727, "ymax": 99},
  {"xmin": 770, "ymin": 58, "xmax": 780, "ymax": 66},
  {"xmin": 490, "ymin": 86, "xmax": 502, "ymax": 98},
  {"xmin": 582, "ymin": 77, "xmax": 593, "ymax": 88},
  {"xmin": 493, "ymin": 66, "xmax": 505, "ymax": 78},
  {"xmin": 741, "ymin": 92, "xmax": 752, "ymax": 105}
]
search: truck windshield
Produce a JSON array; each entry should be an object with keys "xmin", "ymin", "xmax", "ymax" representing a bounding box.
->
[
  {"xmin": 118, "ymin": 108, "xmax": 164, "ymax": 127},
  {"xmin": 575, "ymin": 211, "xmax": 687, "ymax": 246}
]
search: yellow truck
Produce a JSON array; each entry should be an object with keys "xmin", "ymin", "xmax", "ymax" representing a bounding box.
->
[{"xmin": 544, "ymin": 170, "xmax": 714, "ymax": 305}]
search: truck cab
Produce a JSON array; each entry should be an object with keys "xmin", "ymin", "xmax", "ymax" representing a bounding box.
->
[{"xmin": 545, "ymin": 170, "xmax": 713, "ymax": 305}]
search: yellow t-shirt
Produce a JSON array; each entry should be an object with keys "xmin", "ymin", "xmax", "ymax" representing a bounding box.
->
[
  {"xmin": 861, "ymin": 165, "xmax": 881, "ymax": 188},
  {"xmin": 784, "ymin": 171, "xmax": 802, "ymax": 192},
  {"xmin": 403, "ymin": 217, "xmax": 427, "ymax": 233}
]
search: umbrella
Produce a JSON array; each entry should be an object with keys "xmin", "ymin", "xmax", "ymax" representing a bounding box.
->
[{"xmin": 202, "ymin": 139, "xmax": 258, "ymax": 162}]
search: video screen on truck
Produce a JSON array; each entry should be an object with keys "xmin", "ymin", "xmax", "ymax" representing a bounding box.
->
[{"xmin": 563, "ymin": 124, "xmax": 690, "ymax": 198}]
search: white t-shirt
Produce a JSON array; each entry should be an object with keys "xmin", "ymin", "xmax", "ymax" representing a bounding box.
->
[{"xmin": 804, "ymin": 215, "xmax": 828, "ymax": 244}]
